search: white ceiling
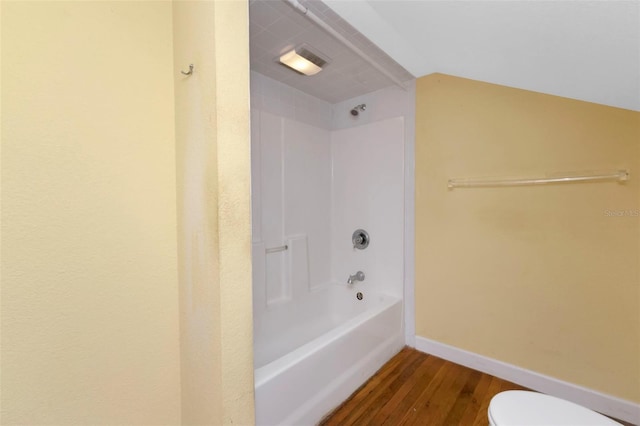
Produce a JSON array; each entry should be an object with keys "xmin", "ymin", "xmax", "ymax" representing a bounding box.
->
[
  {"xmin": 325, "ymin": 0, "xmax": 640, "ymax": 111},
  {"xmin": 249, "ymin": 0, "xmax": 413, "ymax": 103}
]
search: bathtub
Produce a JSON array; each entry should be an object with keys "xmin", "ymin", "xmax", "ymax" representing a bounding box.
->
[{"xmin": 254, "ymin": 284, "xmax": 404, "ymax": 426}]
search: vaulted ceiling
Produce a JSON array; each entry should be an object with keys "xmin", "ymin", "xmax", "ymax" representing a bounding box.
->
[
  {"xmin": 250, "ymin": 0, "xmax": 640, "ymax": 110},
  {"xmin": 325, "ymin": 0, "xmax": 640, "ymax": 111}
]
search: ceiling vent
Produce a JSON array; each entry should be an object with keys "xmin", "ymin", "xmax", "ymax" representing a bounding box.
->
[{"xmin": 279, "ymin": 44, "xmax": 329, "ymax": 76}]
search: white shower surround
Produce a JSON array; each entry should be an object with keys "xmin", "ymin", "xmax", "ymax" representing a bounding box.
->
[{"xmin": 251, "ymin": 72, "xmax": 413, "ymax": 425}]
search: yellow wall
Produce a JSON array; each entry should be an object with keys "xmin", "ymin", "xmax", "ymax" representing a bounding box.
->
[
  {"xmin": 212, "ymin": 2, "xmax": 254, "ymax": 422},
  {"xmin": 1, "ymin": 1, "xmax": 181, "ymax": 424},
  {"xmin": 415, "ymin": 74, "xmax": 640, "ymax": 402},
  {"xmin": 174, "ymin": 1, "xmax": 254, "ymax": 424},
  {"xmin": 173, "ymin": 1, "xmax": 222, "ymax": 422}
]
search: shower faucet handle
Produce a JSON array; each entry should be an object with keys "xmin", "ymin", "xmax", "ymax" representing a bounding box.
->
[{"xmin": 352, "ymin": 229, "xmax": 370, "ymax": 250}]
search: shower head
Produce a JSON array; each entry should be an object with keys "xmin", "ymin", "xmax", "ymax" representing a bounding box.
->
[{"xmin": 350, "ymin": 103, "xmax": 366, "ymax": 117}]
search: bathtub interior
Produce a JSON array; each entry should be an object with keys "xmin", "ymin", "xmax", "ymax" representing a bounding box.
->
[
  {"xmin": 254, "ymin": 293, "xmax": 404, "ymax": 426},
  {"xmin": 254, "ymin": 284, "xmax": 398, "ymax": 369}
]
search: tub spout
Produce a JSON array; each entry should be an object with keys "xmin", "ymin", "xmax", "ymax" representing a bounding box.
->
[{"xmin": 347, "ymin": 271, "xmax": 365, "ymax": 285}]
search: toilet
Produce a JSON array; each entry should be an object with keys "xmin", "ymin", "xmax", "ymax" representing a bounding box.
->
[{"xmin": 488, "ymin": 391, "xmax": 622, "ymax": 426}]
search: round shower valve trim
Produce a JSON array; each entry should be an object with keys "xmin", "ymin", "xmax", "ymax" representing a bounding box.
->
[{"xmin": 352, "ymin": 229, "xmax": 370, "ymax": 250}]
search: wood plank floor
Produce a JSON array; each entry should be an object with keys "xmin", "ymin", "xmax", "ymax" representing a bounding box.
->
[
  {"xmin": 319, "ymin": 347, "xmax": 529, "ymax": 426},
  {"xmin": 320, "ymin": 347, "xmax": 635, "ymax": 426}
]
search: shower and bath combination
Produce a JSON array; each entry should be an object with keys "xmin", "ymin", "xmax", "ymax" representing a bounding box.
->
[
  {"xmin": 250, "ymin": 2, "xmax": 406, "ymax": 423},
  {"xmin": 252, "ymin": 98, "xmax": 406, "ymax": 424}
]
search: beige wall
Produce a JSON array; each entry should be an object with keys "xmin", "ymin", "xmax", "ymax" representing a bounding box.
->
[
  {"xmin": 212, "ymin": 2, "xmax": 254, "ymax": 422},
  {"xmin": 415, "ymin": 74, "xmax": 640, "ymax": 402},
  {"xmin": 1, "ymin": 1, "xmax": 181, "ymax": 424},
  {"xmin": 174, "ymin": 1, "xmax": 254, "ymax": 424}
]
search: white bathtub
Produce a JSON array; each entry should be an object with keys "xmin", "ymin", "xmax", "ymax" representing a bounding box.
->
[{"xmin": 254, "ymin": 284, "xmax": 404, "ymax": 426}]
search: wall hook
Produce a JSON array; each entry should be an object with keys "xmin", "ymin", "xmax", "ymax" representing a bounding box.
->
[{"xmin": 181, "ymin": 64, "xmax": 194, "ymax": 76}]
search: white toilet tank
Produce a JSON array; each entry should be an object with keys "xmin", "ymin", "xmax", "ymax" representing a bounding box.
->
[{"xmin": 488, "ymin": 391, "xmax": 622, "ymax": 426}]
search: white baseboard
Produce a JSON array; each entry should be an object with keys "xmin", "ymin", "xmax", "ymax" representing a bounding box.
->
[{"xmin": 415, "ymin": 335, "xmax": 640, "ymax": 425}]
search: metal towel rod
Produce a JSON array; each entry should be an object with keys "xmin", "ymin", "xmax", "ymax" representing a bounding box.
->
[{"xmin": 448, "ymin": 170, "xmax": 629, "ymax": 189}]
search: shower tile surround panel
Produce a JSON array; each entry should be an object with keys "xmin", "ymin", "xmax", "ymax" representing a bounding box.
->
[
  {"xmin": 330, "ymin": 118, "xmax": 405, "ymax": 300},
  {"xmin": 251, "ymin": 109, "xmax": 332, "ymax": 307},
  {"xmin": 251, "ymin": 77, "xmax": 408, "ymax": 311},
  {"xmin": 249, "ymin": 0, "xmax": 414, "ymax": 104},
  {"xmin": 283, "ymin": 120, "xmax": 332, "ymax": 293}
]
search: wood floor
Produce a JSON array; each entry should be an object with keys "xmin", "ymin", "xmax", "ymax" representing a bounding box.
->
[{"xmin": 319, "ymin": 347, "xmax": 528, "ymax": 426}]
